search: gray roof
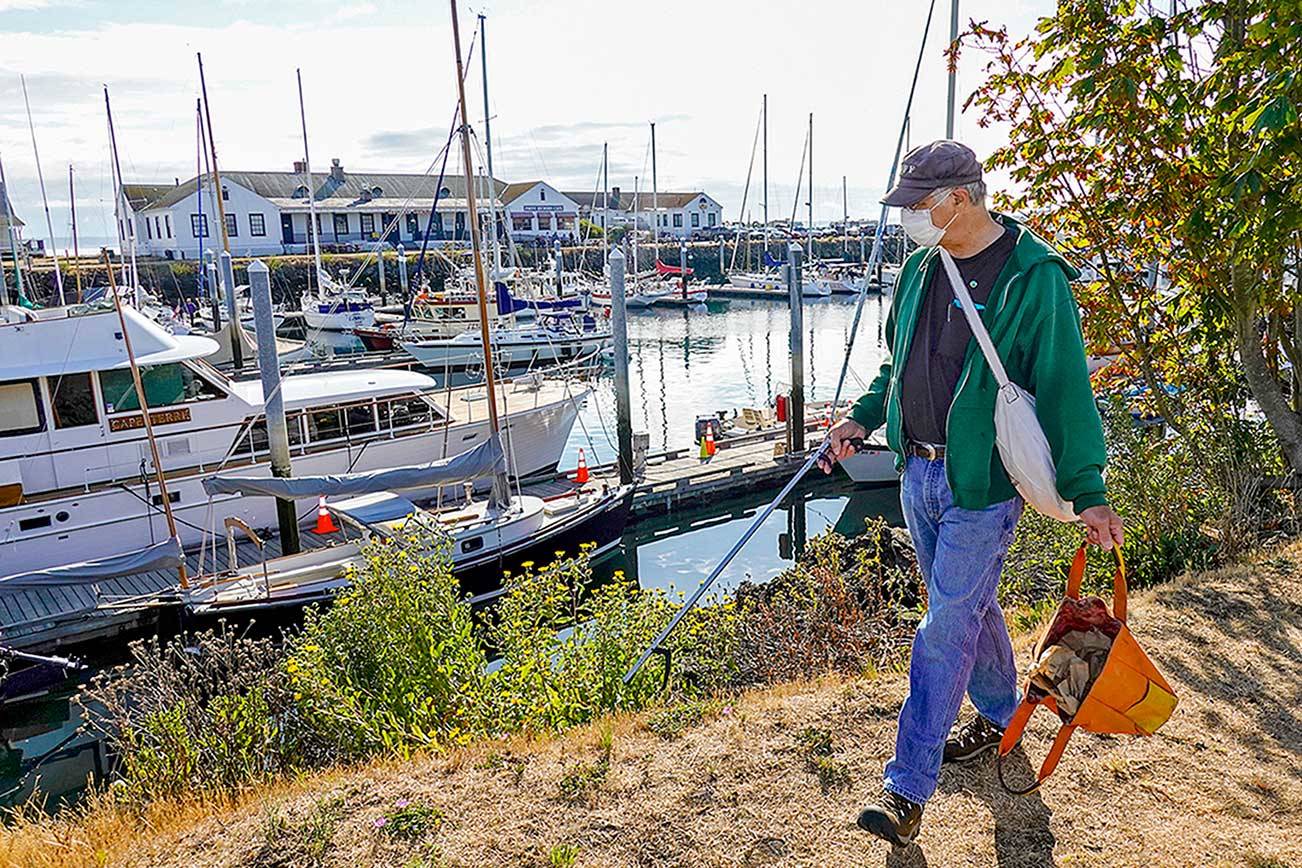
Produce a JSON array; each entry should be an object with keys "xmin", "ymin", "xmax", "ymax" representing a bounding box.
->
[
  {"xmin": 563, "ymin": 189, "xmax": 714, "ymax": 213},
  {"xmin": 140, "ymin": 169, "xmax": 507, "ymax": 212},
  {"xmin": 122, "ymin": 183, "xmax": 177, "ymax": 212}
]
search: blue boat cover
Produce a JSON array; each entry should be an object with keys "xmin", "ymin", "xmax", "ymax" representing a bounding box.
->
[
  {"xmin": 201, "ymin": 436, "xmax": 503, "ymax": 498},
  {"xmin": 0, "ymin": 537, "xmax": 183, "ymax": 590}
]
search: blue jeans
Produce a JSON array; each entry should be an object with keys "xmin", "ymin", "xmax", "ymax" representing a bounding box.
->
[{"xmin": 884, "ymin": 455, "xmax": 1023, "ymax": 804}]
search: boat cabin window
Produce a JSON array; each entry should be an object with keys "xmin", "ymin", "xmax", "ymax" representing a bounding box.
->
[
  {"xmin": 307, "ymin": 408, "xmax": 344, "ymax": 442},
  {"xmin": 99, "ymin": 363, "xmax": 224, "ymax": 414},
  {"xmin": 379, "ymin": 395, "xmax": 439, "ymax": 431},
  {"xmin": 249, "ymin": 412, "xmax": 305, "ymax": 452},
  {"xmin": 345, "ymin": 403, "xmax": 377, "ymax": 436},
  {"xmin": 49, "ymin": 372, "xmax": 98, "ymax": 429},
  {"xmin": 0, "ymin": 379, "xmax": 44, "ymax": 436}
]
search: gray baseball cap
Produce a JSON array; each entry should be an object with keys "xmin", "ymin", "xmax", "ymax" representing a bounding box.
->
[{"xmin": 881, "ymin": 140, "xmax": 984, "ymax": 207}]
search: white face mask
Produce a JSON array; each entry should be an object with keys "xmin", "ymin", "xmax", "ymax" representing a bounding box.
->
[{"xmin": 900, "ymin": 188, "xmax": 957, "ymax": 247}]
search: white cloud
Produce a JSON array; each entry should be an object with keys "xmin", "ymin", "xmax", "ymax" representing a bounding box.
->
[
  {"xmin": 333, "ymin": 2, "xmax": 376, "ymax": 20},
  {"xmin": 0, "ymin": 0, "xmax": 1053, "ymax": 249},
  {"xmin": 0, "ymin": 0, "xmax": 56, "ymax": 10}
]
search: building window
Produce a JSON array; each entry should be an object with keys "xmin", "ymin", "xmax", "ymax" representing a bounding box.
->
[
  {"xmin": 691, "ymin": 212, "xmax": 700, "ymax": 228},
  {"xmin": 539, "ymin": 188, "xmax": 546, "ymax": 201},
  {"xmin": 707, "ymin": 212, "xmax": 717, "ymax": 227},
  {"xmin": 50, "ymin": 372, "xmax": 97, "ymax": 429},
  {"xmin": 315, "ymin": 213, "xmax": 324, "ymax": 235},
  {"xmin": 360, "ymin": 213, "xmax": 374, "ymax": 235},
  {"xmin": 190, "ymin": 214, "xmax": 209, "ymax": 238},
  {"xmin": 537, "ymin": 213, "xmax": 552, "ymax": 232},
  {"xmin": 334, "ymin": 214, "xmax": 349, "ymax": 237},
  {"xmin": 406, "ymin": 214, "xmax": 419, "ymax": 237},
  {"xmin": 144, "ymin": 218, "xmax": 153, "ymax": 239},
  {"xmin": 225, "ymin": 214, "xmax": 238, "ymax": 237},
  {"xmin": 221, "ymin": 186, "xmax": 230, "ymax": 201},
  {"xmin": 294, "ymin": 185, "xmax": 309, "ymax": 199},
  {"xmin": 165, "ymin": 214, "xmax": 172, "ymax": 238},
  {"xmin": 673, "ymin": 213, "xmax": 683, "ymax": 228},
  {"xmin": 99, "ymin": 364, "xmax": 223, "ymax": 414},
  {"xmin": 249, "ymin": 213, "xmax": 266, "ymax": 236},
  {"xmin": 512, "ymin": 213, "xmax": 532, "ymax": 232}
]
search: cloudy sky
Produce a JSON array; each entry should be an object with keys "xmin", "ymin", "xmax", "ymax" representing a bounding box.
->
[{"xmin": 0, "ymin": 0, "xmax": 1049, "ymax": 249}]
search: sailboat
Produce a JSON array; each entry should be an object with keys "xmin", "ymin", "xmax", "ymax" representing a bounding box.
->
[
  {"xmin": 295, "ymin": 70, "xmax": 376, "ymax": 333},
  {"xmin": 184, "ymin": 7, "xmax": 633, "ymax": 611},
  {"xmin": 726, "ymin": 99, "xmax": 828, "ymax": 298}
]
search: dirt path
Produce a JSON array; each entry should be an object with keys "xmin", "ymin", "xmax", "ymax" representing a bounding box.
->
[{"xmin": 14, "ymin": 543, "xmax": 1302, "ymax": 868}]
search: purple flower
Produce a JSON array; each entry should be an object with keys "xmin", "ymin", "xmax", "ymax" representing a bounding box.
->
[
  {"xmin": 373, "ymin": 817, "xmax": 388, "ymax": 828},
  {"xmin": 394, "ymin": 799, "xmax": 410, "ymax": 809},
  {"xmin": 722, "ymin": 705, "xmax": 733, "ymax": 716}
]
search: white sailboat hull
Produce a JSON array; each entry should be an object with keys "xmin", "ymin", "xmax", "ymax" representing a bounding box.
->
[
  {"xmin": 726, "ymin": 273, "xmax": 830, "ymax": 297},
  {"xmin": 302, "ymin": 303, "xmax": 376, "ymax": 332},
  {"xmin": 403, "ymin": 334, "xmax": 609, "ymax": 368}
]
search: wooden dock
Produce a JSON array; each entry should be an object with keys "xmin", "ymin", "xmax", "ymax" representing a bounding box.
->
[{"xmin": 0, "ymin": 429, "xmax": 830, "ymax": 655}]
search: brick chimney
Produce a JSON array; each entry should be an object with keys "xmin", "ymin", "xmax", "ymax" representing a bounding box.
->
[
  {"xmin": 293, "ymin": 159, "xmax": 307, "ymax": 173},
  {"xmin": 329, "ymin": 158, "xmax": 344, "ymax": 182}
]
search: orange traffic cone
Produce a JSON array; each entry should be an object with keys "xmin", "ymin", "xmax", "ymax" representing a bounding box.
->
[
  {"xmin": 705, "ymin": 425, "xmax": 717, "ymax": 457},
  {"xmin": 574, "ymin": 448, "xmax": 590, "ymax": 484},
  {"xmin": 313, "ymin": 495, "xmax": 339, "ymax": 534}
]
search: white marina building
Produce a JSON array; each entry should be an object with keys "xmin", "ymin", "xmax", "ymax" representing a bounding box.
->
[
  {"xmin": 131, "ymin": 159, "xmax": 506, "ymax": 260},
  {"xmin": 563, "ymin": 186, "xmax": 724, "ymax": 239}
]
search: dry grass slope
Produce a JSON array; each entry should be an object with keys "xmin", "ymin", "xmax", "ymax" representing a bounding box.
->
[{"xmin": 4, "ymin": 543, "xmax": 1301, "ymax": 868}]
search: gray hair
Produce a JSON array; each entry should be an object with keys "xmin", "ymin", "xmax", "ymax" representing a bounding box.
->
[{"xmin": 958, "ymin": 179, "xmax": 987, "ymax": 208}]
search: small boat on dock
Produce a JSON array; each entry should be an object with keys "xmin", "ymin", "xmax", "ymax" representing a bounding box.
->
[{"xmin": 401, "ymin": 312, "xmax": 610, "ymax": 369}]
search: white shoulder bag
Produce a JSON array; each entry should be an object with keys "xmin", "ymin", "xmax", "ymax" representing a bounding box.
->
[{"xmin": 937, "ymin": 248, "xmax": 1078, "ymax": 523}]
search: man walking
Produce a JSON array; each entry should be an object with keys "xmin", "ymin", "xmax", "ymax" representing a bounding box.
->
[{"xmin": 819, "ymin": 140, "xmax": 1124, "ymax": 846}]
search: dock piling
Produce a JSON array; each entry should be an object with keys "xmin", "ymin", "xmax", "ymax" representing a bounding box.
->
[
  {"xmin": 679, "ymin": 240, "xmax": 688, "ymax": 299},
  {"xmin": 393, "ymin": 243, "xmax": 408, "ymax": 313},
  {"xmin": 609, "ymin": 248, "xmax": 634, "ymax": 484},
  {"xmin": 219, "ymin": 250, "xmax": 243, "ymax": 372},
  {"xmin": 377, "ymin": 249, "xmax": 387, "ymax": 305},
  {"xmin": 787, "ymin": 243, "xmax": 805, "ymax": 455},
  {"xmin": 554, "ymin": 238, "xmax": 563, "ymax": 295},
  {"xmin": 249, "ymin": 259, "xmax": 301, "ymax": 556},
  {"xmin": 205, "ymin": 252, "xmax": 221, "ymax": 330}
]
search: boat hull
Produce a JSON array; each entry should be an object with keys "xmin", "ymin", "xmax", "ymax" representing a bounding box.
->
[{"xmin": 303, "ymin": 303, "xmax": 376, "ymax": 332}]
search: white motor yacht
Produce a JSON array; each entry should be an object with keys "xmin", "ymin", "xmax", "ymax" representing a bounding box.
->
[{"xmin": 0, "ymin": 305, "xmax": 585, "ymax": 576}]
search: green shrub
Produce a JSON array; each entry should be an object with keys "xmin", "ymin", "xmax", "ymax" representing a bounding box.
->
[{"xmin": 286, "ymin": 529, "xmax": 490, "ymax": 756}]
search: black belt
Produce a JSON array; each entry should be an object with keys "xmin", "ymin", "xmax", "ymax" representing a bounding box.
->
[{"xmin": 907, "ymin": 441, "xmax": 946, "ymax": 460}]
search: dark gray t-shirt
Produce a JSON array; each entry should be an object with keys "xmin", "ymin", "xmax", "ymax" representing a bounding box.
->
[{"xmin": 900, "ymin": 227, "xmax": 1017, "ymax": 445}]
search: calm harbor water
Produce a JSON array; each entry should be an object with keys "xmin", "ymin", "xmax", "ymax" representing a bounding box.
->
[{"xmin": 2, "ymin": 294, "xmax": 902, "ymax": 809}]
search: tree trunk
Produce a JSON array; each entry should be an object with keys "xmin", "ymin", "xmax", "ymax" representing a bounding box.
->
[{"xmin": 1237, "ymin": 298, "xmax": 1302, "ymax": 475}]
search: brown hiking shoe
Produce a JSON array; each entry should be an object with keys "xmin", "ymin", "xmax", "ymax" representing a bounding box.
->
[
  {"xmin": 943, "ymin": 715, "xmax": 1006, "ymax": 765},
  {"xmin": 856, "ymin": 787, "xmax": 923, "ymax": 847}
]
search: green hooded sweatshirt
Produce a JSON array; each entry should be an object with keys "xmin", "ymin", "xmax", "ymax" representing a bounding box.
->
[{"xmin": 848, "ymin": 214, "xmax": 1109, "ymax": 514}]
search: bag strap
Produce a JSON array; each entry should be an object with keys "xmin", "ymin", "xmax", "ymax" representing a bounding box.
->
[
  {"xmin": 1065, "ymin": 542, "xmax": 1128, "ymax": 623},
  {"xmin": 937, "ymin": 247, "xmax": 1011, "ymax": 388},
  {"xmin": 996, "ymin": 696, "xmax": 1078, "ymax": 795}
]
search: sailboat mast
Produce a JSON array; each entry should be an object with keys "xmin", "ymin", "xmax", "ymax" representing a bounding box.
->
[
  {"xmin": 762, "ymin": 93, "xmax": 768, "ymax": 260},
  {"xmin": 601, "ymin": 142, "xmax": 609, "ymax": 264},
  {"xmin": 807, "ymin": 112, "xmax": 814, "ymax": 259},
  {"xmin": 69, "ymin": 165, "xmax": 82, "ymax": 301},
  {"xmin": 197, "ymin": 54, "xmax": 232, "ymax": 254},
  {"xmin": 449, "ymin": 0, "xmax": 508, "ymax": 504},
  {"xmin": 0, "ymin": 151, "xmax": 22, "ymax": 307},
  {"xmin": 104, "ymin": 86, "xmax": 139, "ymax": 300},
  {"xmin": 627, "ymin": 174, "xmax": 632, "ymax": 283},
  {"xmin": 195, "ymin": 102, "xmax": 205, "ymax": 303},
  {"xmin": 22, "ymin": 76, "xmax": 65, "ymax": 306},
  {"xmin": 479, "ymin": 13, "xmax": 501, "ymax": 275},
  {"xmin": 296, "ymin": 68, "xmax": 324, "ymax": 293},
  {"xmin": 102, "ymin": 252, "xmax": 188, "ymax": 589},
  {"xmin": 650, "ymin": 122, "xmax": 659, "ymax": 263}
]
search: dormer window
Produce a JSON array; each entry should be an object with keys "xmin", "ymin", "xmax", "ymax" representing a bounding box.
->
[
  {"xmin": 293, "ymin": 185, "xmax": 310, "ymax": 199},
  {"xmin": 439, "ymin": 186, "xmax": 451, "ymax": 198},
  {"xmin": 371, "ymin": 186, "xmax": 382, "ymax": 197},
  {"xmin": 540, "ymin": 188, "xmax": 546, "ymax": 201}
]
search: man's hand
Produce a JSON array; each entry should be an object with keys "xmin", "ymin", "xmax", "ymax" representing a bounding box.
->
[
  {"xmin": 818, "ymin": 418, "xmax": 868, "ymax": 474},
  {"xmin": 1080, "ymin": 504, "xmax": 1124, "ymax": 550}
]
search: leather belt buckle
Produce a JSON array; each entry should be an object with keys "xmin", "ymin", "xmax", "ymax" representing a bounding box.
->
[{"xmin": 914, "ymin": 441, "xmax": 941, "ymax": 460}]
